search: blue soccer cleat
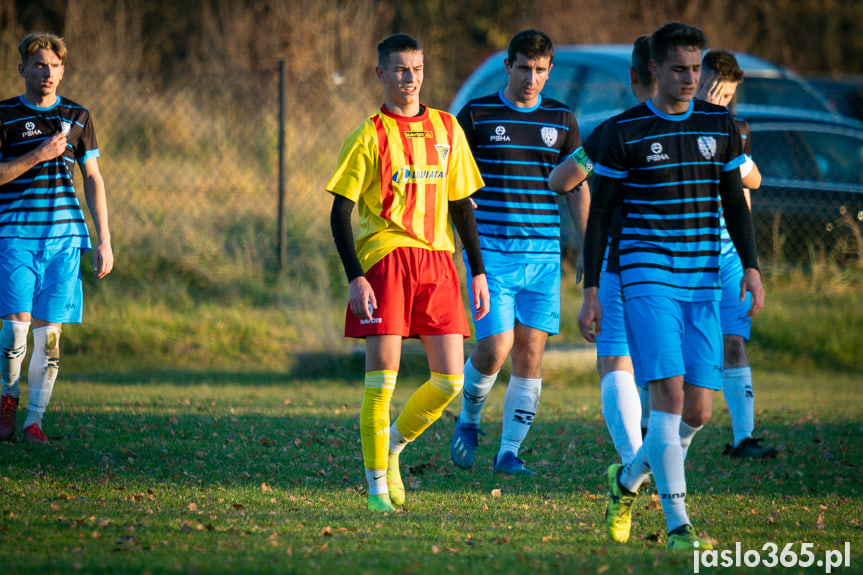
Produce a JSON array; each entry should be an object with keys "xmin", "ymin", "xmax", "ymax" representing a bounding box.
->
[
  {"xmin": 493, "ymin": 451, "xmax": 534, "ymax": 476},
  {"xmin": 450, "ymin": 417, "xmax": 483, "ymax": 469}
]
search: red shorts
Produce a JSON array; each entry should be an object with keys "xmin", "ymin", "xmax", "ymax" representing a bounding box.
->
[{"xmin": 345, "ymin": 247, "xmax": 470, "ymax": 339}]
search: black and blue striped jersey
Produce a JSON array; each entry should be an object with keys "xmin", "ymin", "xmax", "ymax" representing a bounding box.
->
[
  {"xmin": 0, "ymin": 95, "xmax": 99, "ymax": 252},
  {"xmin": 457, "ymin": 91, "xmax": 581, "ymax": 263},
  {"xmin": 593, "ymin": 98, "xmax": 745, "ymax": 301}
]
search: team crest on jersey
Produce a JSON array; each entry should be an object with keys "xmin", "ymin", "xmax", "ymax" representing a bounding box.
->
[
  {"xmin": 697, "ymin": 135, "xmax": 717, "ymax": 160},
  {"xmin": 435, "ymin": 144, "xmax": 450, "ymax": 164},
  {"xmin": 541, "ymin": 126, "xmax": 558, "ymax": 147},
  {"xmin": 60, "ymin": 121, "xmax": 72, "ymax": 137}
]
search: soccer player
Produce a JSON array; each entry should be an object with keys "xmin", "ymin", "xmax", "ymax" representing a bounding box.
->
[
  {"xmin": 0, "ymin": 32, "xmax": 114, "ymax": 444},
  {"xmin": 549, "ymin": 36, "xmax": 656, "ymax": 466},
  {"xmin": 697, "ymin": 49, "xmax": 777, "ymax": 459},
  {"xmin": 326, "ymin": 33, "xmax": 490, "ymax": 512},
  {"xmin": 449, "ymin": 29, "xmax": 587, "ymax": 476},
  {"xmin": 580, "ymin": 23, "xmax": 764, "ymax": 549}
]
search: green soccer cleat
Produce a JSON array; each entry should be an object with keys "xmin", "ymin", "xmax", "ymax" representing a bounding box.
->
[
  {"xmin": 666, "ymin": 524, "xmax": 714, "ymax": 550},
  {"xmin": 367, "ymin": 493, "xmax": 395, "ymax": 513},
  {"xmin": 605, "ymin": 463, "xmax": 638, "ymax": 543},
  {"xmin": 387, "ymin": 452, "xmax": 405, "ymax": 506}
]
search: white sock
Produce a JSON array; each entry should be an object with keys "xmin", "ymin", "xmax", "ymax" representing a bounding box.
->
[
  {"xmin": 499, "ymin": 375, "xmax": 541, "ymax": 457},
  {"xmin": 638, "ymin": 385, "xmax": 650, "ymax": 433},
  {"xmin": 620, "ymin": 445, "xmax": 651, "ymax": 494},
  {"xmin": 679, "ymin": 420, "xmax": 702, "ymax": 462},
  {"xmin": 23, "ymin": 326, "xmax": 61, "ymax": 429},
  {"xmin": 0, "ymin": 320, "xmax": 30, "ymax": 398},
  {"xmin": 364, "ymin": 468, "xmax": 388, "ymax": 496},
  {"xmin": 458, "ymin": 357, "xmax": 498, "ymax": 425},
  {"xmin": 722, "ymin": 367, "xmax": 754, "ymax": 446},
  {"xmin": 647, "ymin": 410, "xmax": 689, "ymax": 533},
  {"xmin": 600, "ymin": 370, "xmax": 643, "ymax": 465},
  {"xmin": 389, "ymin": 422, "xmax": 408, "ymax": 455}
]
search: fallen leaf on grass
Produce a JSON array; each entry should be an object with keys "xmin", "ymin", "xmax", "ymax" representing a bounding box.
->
[
  {"xmin": 491, "ymin": 489, "xmax": 501, "ymax": 497},
  {"xmin": 816, "ymin": 514, "xmax": 826, "ymax": 530},
  {"xmin": 261, "ymin": 483, "xmax": 273, "ymax": 493}
]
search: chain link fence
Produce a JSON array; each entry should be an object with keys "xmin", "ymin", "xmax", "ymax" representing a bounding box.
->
[{"xmin": 30, "ymin": 63, "xmax": 863, "ymax": 298}]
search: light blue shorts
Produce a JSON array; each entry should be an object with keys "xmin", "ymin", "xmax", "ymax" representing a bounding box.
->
[
  {"xmin": 719, "ymin": 249, "xmax": 752, "ymax": 340},
  {"xmin": 624, "ymin": 295, "xmax": 723, "ymax": 390},
  {"xmin": 597, "ymin": 272, "xmax": 630, "ymax": 358},
  {"xmin": 0, "ymin": 247, "xmax": 84, "ymax": 324},
  {"xmin": 465, "ymin": 257, "xmax": 560, "ymax": 340}
]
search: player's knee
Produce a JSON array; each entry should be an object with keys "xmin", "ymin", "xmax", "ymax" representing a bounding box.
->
[
  {"xmin": 683, "ymin": 405, "xmax": 712, "ymax": 428},
  {"xmin": 470, "ymin": 343, "xmax": 509, "ymax": 374},
  {"xmin": 723, "ymin": 335, "xmax": 748, "ymax": 367}
]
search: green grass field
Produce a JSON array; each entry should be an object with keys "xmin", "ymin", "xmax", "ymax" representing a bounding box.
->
[{"xmin": 1, "ymin": 357, "xmax": 860, "ymax": 574}]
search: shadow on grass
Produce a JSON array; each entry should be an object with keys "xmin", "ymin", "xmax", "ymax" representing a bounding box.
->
[
  {"xmin": 3, "ymin": 403, "xmax": 860, "ymax": 502},
  {"xmin": 69, "ymin": 349, "xmax": 437, "ymax": 386}
]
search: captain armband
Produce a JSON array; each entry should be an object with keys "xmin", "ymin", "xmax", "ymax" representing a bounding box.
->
[{"xmin": 570, "ymin": 146, "xmax": 594, "ymax": 175}]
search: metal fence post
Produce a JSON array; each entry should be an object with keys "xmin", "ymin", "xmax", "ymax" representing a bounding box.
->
[{"xmin": 278, "ymin": 59, "xmax": 287, "ymax": 273}]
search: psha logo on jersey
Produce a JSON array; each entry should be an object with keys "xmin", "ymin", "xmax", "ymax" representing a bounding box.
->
[
  {"xmin": 646, "ymin": 141, "xmax": 669, "ymax": 163},
  {"xmin": 22, "ymin": 121, "xmax": 42, "ymax": 138},
  {"xmin": 698, "ymin": 135, "xmax": 717, "ymax": 160},
  {"xmin": 541, "ymin": 126, "xmax": 558, "ymax": 147},
  {"xmin": 490, "ymin": 125, "xmax": 510, "ymax": 143}
]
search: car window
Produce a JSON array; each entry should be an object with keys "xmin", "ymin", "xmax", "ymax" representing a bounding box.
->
[
  {"xmin": 542, "ymin": 62, "xmax": 582, "ymax": 107},
  {"xmin": 573, "ymin": 68, "xmax": 632, "ymax": 117},
  {"xmin": 752, "ymin": 126, "xmax": 863, "ymax": 184},
  {"xmin": 736, "ymin": 78, "xmax": 828, "ymax": 112}
]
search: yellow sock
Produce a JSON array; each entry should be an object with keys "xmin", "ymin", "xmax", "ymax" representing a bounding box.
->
[
  {"xmin": 395, "ymin": 372, "xmax": 463, "ymax": 441},
  {"xmin": 360, "ymin": 370, "xmax": 397, "ymax": 473}
]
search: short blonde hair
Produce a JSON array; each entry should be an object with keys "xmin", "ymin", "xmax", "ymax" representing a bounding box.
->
[{"xmin": 18, "ymin": 32, "xmax": 67, "ymax": 64}]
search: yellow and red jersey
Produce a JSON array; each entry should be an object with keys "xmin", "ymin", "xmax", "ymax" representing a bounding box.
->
[{"xmin": 326, "ymin": 105, "xmax": 484, "ymax": 272}]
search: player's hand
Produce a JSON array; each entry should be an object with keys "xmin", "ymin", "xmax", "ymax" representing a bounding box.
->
[
  {"xmin": 741, "ymin": 268, "xmax": 764, "ymax": 317},
  {"xmin": 92, "ymin": 240, "xmax": 114, "ymax": 279},
  {"xmin": 696, "ymin": 73, "xmax": 730, "ymax": 106},
  {"xmin": 578, "ymin": 286, "xmax": 602, "ymax": 342},
  {"xmin": 35, "ymin": 131, "xmax": 67, "ymax": 163},
  {"xmin": 471, "ymin": 273, "xmax": 490, "ymax": 321},
  {"xmin": 348, "ymin": 276, "xmax": 377, "ymax": 320}
]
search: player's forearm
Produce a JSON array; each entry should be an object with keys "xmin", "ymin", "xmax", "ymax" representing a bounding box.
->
[
  {"xmin": 450, "ymin": 197, "xmax": 485, "ymax": 276},
  {"xmin": 565, "ymin": 180, "xmax": 590, "ymax": 243},
  {"xmin": 720, "ymin": 169, "xmax": 759, "ymax": 271},
  {"xmin": 583, "ymin": 175, "xmax": 618, "ymax": 289},
  {"xmin": 0, "ymin": 153, "xmax": 42, "ymax": 186},
  {"xmin": 83, "ymin": 174, "xmax": 111, "ymax": 244},
  {"xmin": 330, "ymin": 194, "xmax": 364, "ymax": 282}
]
